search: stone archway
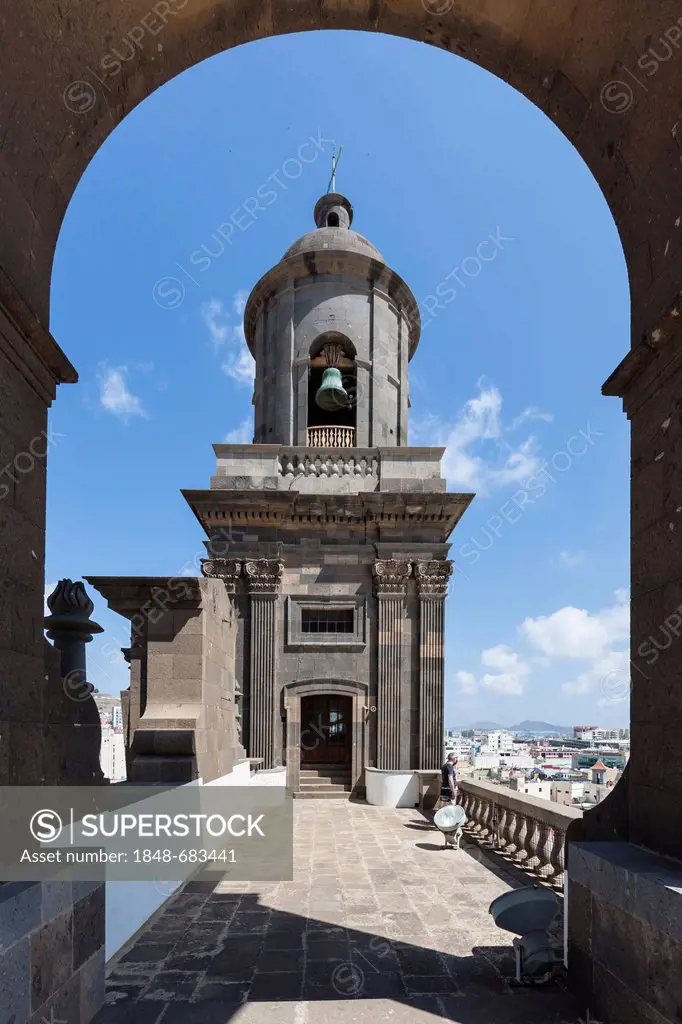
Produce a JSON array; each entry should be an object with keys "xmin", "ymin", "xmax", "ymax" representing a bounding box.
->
[
  {"xmin": 4, "ymin": 8, "xmax": 682, "ymax": 1021},
  {"xmin": 283, "ymin": 679, "xmax": 369, "ymax": 795},
  {"xmin": 4, "ymin": 4, "xmax": 682, "ymax": 846},
  {"xmin": 1, "ymin": 1, "xmax": 681, "ymax": 332}
]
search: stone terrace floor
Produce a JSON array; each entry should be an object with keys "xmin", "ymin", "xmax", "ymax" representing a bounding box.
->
[{"xmin": 94, "ymin": 802, "xmax": 584, "ymax": 1024}]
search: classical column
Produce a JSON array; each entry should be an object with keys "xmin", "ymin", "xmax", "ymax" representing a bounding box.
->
[
  {"xmin": 415, "ymin": 561, "xmax": 452, "ymax": 769},
  {"xmin": 244, "ymin": 559, "xmax": 283, "ymax": 768},
  {"xmin": 372, "ymin": 560, "xmax": 411, "ymax": 769}
]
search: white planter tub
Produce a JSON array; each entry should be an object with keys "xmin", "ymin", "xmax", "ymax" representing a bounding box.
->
[{"xmin": 365, "ymin": 767, "xmax": 419, "ymax": 808}]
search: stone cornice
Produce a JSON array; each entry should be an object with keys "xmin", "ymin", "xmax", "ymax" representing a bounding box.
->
[
  {"xmin": 372, "ymin": 559, "xmax": 412, "ymax": 595},
  {"xmin": 603, "ymin": 300, "xmax": 682, "ymax": 411},
  {"xmin": 414, "ymin": 560, "xmax": 453, "ymax": 597},
  {"xmin": 0, "ymin": 286, "xmax": 77, "ymax": 405},
  {"xmin": 183, "ymin": 489, "xmax": 472, "ymax": 539},
  {"xmin": 244, "ymin": 559, "xmax": 284, "ymax": 595}
]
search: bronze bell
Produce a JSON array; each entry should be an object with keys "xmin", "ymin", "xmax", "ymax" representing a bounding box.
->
[{"xmin": 315, "ymin": 367, "xmax": 349, "ymax": 411}]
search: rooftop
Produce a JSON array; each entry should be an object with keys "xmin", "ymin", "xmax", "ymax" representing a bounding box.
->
[{"xmin": 94, "ymin": 801, "xmax": 582, "ymax": 1024}]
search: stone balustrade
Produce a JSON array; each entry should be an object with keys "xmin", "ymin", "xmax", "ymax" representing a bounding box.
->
[
  {"xmin": 459, "ymin": 778, "xmax": 582, "ymax": 888},
  {"xmin": 279, "ymin": 449, "xmax": 377, "ymax": 479},
  {"xmin": 306, "ymin": 425, "xmax": 355, "ymax": 448}
]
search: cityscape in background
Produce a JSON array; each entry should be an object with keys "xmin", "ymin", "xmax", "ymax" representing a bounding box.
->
[
  {"xmin": 94, "ymin": 694, "xmax": 126, "ymax": 783},
  {"xmin": 445, "ymin": 722, "xmax": 629, "ymax": 809}
]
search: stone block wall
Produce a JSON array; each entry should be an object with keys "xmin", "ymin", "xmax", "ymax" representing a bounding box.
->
[
  {"xmin": 0, "ymin": 880, "xmax": 104, "ymax": 1024},
  {"xmin": 568, "ymin": 841, "xmax": 682, "ymax": 1024},
  {"xmin": 132, "ymin": 580, "xmax": 240, "ymax": 784}
]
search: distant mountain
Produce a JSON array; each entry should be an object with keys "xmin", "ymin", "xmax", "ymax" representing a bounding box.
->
[
  {"xmin": 448, "ymin": 719, "xmax": 573, "ymax": 734},
  {"xmin": 508, "ymin": 720, "xmax": 573, "ymax": 734}
]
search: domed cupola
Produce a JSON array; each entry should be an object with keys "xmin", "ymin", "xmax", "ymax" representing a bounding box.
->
[{"xmin": 243, "ymin": 189, "xmax": 420, "ymax": 448}]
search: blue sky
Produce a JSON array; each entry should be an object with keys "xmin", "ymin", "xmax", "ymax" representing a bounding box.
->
[{"xmin": 48, "ymin": 30, "xmax": 631, "ymax": 728}]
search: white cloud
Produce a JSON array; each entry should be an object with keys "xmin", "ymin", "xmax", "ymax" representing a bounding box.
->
[
  {"xmin": 202, "ymin": 298, "xmax": 229, "ymax": 349},
  {"xmin": 563, "ymin": 648, "xmax": 629, "ymax": 697},
  {"xmin": 457, "ymin": 645, "xmax": 530, "ymax": 697},
  {"xmin": 521, "ymin": 590, "xmax": 629, "ymax": 661},
  {"xmin": 411, "ymin": 381, "xmax": 551, "ymax": 495},
  {"xmin": 204, "ymin": 293, "xmax": 255, "ymax": 386},
  {"xmin": 98, "ymin": 365, "xmax": 148, "ymax": 422},
  {"xmin": 552, "ymin": 550, "xmax": 586, "ymax": 569},
  {"xmin": 222, "ymin": 347, "xmax": 255, "ymax": 386},
  {"xmin": 233, "ymin": 289, "xmax": 249, "ymax": 315},
  {"xmin": 455, "ymin": 670, "xmax": 477, "ymax": 695},
  {"xmin": 225, "ymin": 418, "xmax": 252, "ymax": 444}
]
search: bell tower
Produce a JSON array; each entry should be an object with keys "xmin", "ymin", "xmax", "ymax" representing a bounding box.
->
[
  {"xmin": 182, "ymin": 190, "xmax": 473, "ymax": 799},
  {"xmin": 244, "ymin": 192, "xmax": 419, "ymax": 449}
]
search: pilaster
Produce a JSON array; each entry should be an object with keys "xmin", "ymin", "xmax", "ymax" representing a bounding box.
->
[
  {"xmin": 244, "ymin": 559, "xmax": 283, "ymax": 768},
  {"xmin": 372, "ymin": 559, "xmax": 411, "ymax": 769},
  {"xmin": 415, "ymin": 560, "xmax": 452, "ymax": 769}
]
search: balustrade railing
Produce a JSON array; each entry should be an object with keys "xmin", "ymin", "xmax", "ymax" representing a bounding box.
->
[
  {"xmin": 306, "ymin": 425, "xmax": 355, "ymax": 448},
  {"xmin": 459, "ymin": 778, "xmax": 582, "ymax": 888}
]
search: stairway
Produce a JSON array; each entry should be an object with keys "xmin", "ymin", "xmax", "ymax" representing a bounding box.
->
[{"xmin": 295, "ymin": 764, "xmax": 352, "ymax": 799}]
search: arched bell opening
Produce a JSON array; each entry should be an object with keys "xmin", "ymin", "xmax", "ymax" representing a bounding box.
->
[{"xmin": 307, "ymin": 332, "xmax": 357, "ymax": 447}]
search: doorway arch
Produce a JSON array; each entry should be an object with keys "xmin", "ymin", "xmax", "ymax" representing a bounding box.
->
[{"xmin": 283, "ymin": 678, "xmax": 369, "ymax": 795}]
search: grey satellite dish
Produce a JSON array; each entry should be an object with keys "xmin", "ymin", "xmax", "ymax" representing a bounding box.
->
[
  {"xmin": 489, "ymin": 885, "xmax": 563, "ymax": 984},
  {"xmin": 433, "ymin": 804, "xmax": 467, "ymax": 849}
]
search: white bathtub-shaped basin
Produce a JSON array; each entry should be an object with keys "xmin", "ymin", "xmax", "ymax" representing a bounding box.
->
[{"xmin": 365, "ymin": 767, "xmax": 419, "ymax": 807}]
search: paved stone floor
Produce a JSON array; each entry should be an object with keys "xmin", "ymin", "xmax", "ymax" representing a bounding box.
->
[{"xmin": 94, "ymin": 803, "xmax": 583, "ymax": 1023}]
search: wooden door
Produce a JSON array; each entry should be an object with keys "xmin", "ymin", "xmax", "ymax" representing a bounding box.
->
[{"xmin": 300, "ymin": 695, "xmax": 352, "ymax": 765}]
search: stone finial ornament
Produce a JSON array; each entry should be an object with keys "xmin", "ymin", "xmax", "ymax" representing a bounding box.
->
[{"xmin": 45, "ymin": 579, "xmax": 103, "ymax": 641}]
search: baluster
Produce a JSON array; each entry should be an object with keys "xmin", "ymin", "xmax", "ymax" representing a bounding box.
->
[
  {"xmin": 514, "ymin": 815, "xmax": 529, "ymax": 865},
  {"xmin": 495, "ymin": 806, "xmax": 507, "ymax": 850},
  {"xmin": 538, "ymin": 824, "xmax": 556, "ymax": 881},
  {"xmin": 504, "ymin": 810, "xmax": 518, "ymax": 856},
  {"xmin": 526, "ymin": 818, "xmax": 542, "ymax": 872},
  {"xmin": 471, "ymin": 796, "xmax": 483, "ymax": 833},
  {"xmin": 551, "ymin": 830, "xmax": 566, "ymax": 888}
]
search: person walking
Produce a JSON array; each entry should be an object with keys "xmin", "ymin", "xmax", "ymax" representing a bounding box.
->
[{"xmin": 440, "ymin": 753, "xmax": 458, "ymax": 806}]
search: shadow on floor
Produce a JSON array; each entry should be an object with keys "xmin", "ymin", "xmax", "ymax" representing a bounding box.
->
[{"xmin": 93, "ymin": 881, "xmax": 582, "ymax": 1024}]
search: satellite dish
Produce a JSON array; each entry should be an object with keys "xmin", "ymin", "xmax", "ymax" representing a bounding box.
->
[
  {"xmin": 489, "ymin": 885, "xmax": 563, "ymax": 984},
  {"xmin": 433, "ymin": 804, "xmax": 467, "ymax": 849}
]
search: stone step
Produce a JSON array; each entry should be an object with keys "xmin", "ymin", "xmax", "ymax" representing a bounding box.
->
[
  {"xmin": 299, "ymin": 770, "xmax": 350, "ymax": 778},
  {"xmin": 293, "ymin": 790, "xmax": 350, "ymax": 800},
  {"xmin": 300, "ymin": 767, "xmax": 351, "ymax": 777},
  {"xmin": 300, "ymin": 781, "xmax": 351, "ymax": 792}
]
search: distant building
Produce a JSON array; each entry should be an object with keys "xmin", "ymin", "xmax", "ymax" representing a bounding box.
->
[
  {"xmin": 100, "ymin": 727, "xmax": 126, "ymax": 783},
  {"xmin": 508, "ymin": 777, "xmax": 552, "ymax": 800},
  {"xmin": 483, "ymin": 730, "xmax": 514, "ymax": 754}
]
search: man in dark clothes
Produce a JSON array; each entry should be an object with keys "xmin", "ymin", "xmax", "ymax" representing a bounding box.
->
[{"xmin": 440, "ymin": 753, "xmax": 458, "ymax": 805}]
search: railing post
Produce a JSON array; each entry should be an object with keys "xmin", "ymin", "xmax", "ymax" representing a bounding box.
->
[
  {"xmin": 539, "ymin": 823, "xmax": 557, "ymax": 881},
  {"xmin": 526, "ymin": 817, "xmax": 542, "ymax": 872}
]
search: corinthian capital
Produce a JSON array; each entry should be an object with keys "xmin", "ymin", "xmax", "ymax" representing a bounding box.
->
[
  {"xmin": 201, "ymin": 559, "xmax": 242, "ymax": 593},
  {"xmin": 372, "ymin": 560, "xmax": 412, "ymax": 595},
  {"xmin": 244, "ymin": 559, "xmax": 284, "ymax": 595},
  {"xmin": 414, "ymin": 560, "xmax": 453, "ymax": 597}
]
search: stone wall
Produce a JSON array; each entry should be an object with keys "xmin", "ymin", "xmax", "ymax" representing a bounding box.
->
[
  {"xmin": 0, "ymin": 880, "xmax": 105, "ymax": 1024},
  {"xmin": 87, "ymin": 577, "xmax": 242, "ymax": 785},
  {"xmin": 568, "ymin": 842, "xmax": 682, "ymax": 1024}
]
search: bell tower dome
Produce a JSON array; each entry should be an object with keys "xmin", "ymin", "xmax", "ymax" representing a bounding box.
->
[{"xmin": 243, "ymin": 193, "xmax": 420, "ymax": 448}]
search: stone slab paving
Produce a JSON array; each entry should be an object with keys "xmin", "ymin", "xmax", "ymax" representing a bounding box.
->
[{"xmin": 94, "ymin": 803, "xmax": 584, "ymax": 1023}]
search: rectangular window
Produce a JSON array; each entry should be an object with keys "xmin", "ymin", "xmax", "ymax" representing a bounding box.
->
[{"xmin": 301, "ymin": 608, "xmax": 354, "ymax": 634}]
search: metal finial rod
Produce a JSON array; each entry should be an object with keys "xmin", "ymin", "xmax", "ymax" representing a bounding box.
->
[{"xmin": 328, "ymin": 144, "xmax": 343, "ymax": 193}]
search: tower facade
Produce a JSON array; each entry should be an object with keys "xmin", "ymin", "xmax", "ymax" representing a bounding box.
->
[{"xmin": 183, "ymin": 193, "xmax": 473, "ymax": 796}]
